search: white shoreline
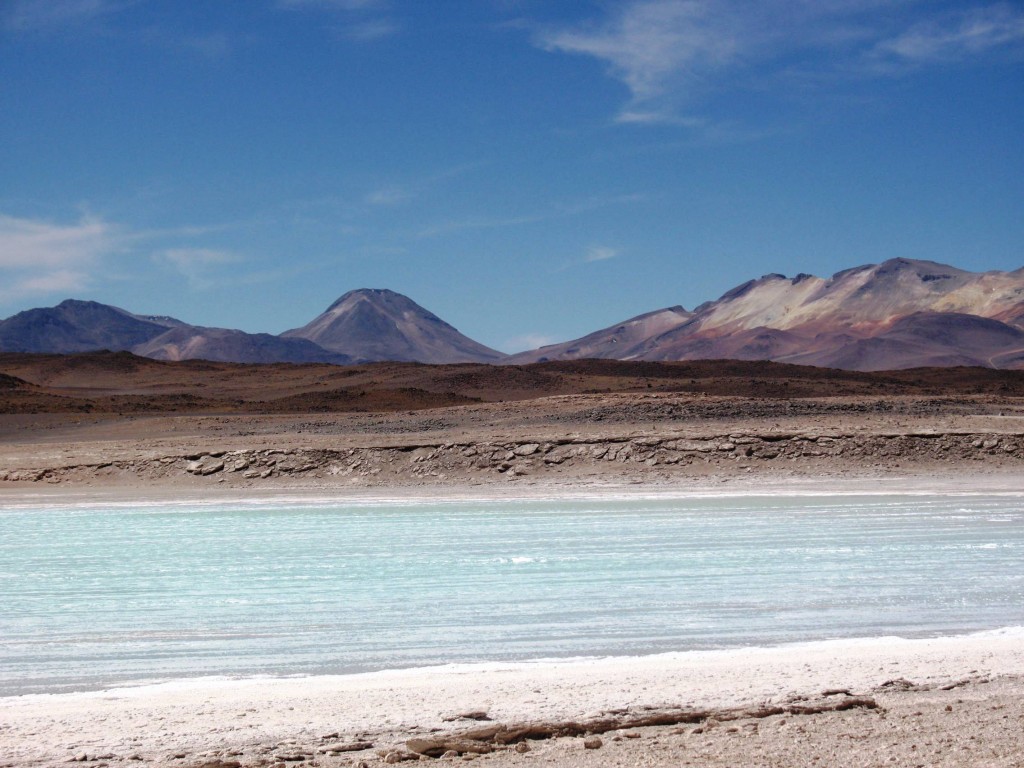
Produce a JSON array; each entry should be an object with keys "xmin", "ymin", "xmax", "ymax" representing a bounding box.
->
[
  {"xmin": 3, "ymin": 626, "xmax": 1024, "ymax": 765},
  {"xmin": 2, "ymin": 471, "xmax": 1024, "ymax": 510},
  {"xmin": 9, "ymin": 626, "xmax": 1024, "ymax": 703}
]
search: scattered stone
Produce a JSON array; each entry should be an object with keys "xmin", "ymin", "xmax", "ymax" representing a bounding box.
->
[
  {"xmin": 878, "ymin": 678, "xmax": 918, "ymax": 691},
  {"xmin": 443, "ymin": 711, "xmax": 492, "ymax": 722},
  {"xmin": 822, "ymin": 688, "xmax": 853, "ymax": 697},
  {"xmin": 406, "ymin": 738, "xmax": 493, "ymax": 758},
  {"xmin": 320, "ymin": 741, "xmax": 373, "ymax": 754},
  {"xmin": 186, "ymin": 459, "xmax": 224, "ymax": 476},
  {"xmin": 583, "ymin": 736, "xmax": 603, "ymax": 750}
]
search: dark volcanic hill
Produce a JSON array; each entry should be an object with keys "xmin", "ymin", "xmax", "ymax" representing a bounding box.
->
[
  {"xmin": 0, "ymin": 299, "xmax": 176, "ymax": 353},
  {"xmin": 282, "ymin": 288, "xmax": 503, "ymax": 364}
]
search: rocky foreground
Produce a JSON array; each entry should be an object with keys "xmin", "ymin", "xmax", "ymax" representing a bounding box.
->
[
  {"xmin": 2, "ymin": 391, "xmax": 1023, "ymax": 490},
  {"xmin": 3, "ymin": 426, "xmax": 1023, "ymax": 488}
]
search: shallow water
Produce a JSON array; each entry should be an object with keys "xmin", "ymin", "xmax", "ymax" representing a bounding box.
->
[{"xmin": 2, "ymin": 493, "xmax": 1022, "ymax": 695}]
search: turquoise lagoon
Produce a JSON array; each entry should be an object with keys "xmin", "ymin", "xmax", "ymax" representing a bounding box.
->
[{"xmin": 1, "ymin": 493, "xmax": 1022, "ymax": 695}]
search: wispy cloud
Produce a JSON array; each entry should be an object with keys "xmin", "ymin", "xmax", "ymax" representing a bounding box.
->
[
  {"xmin": 356, "ymin": 162, "xmax": 486, "ymax": 210},
  {"xmin": 0, "ymin": 211, "xmax": 251, "ymax": 304},
  {"xmin": 277, "ymin": 0, "xmax": 400, "ymax": 42},
  {"xmin": 157, "ymin": 248, "xmax": 242, "ymax": 290},
  {"xmin": 15, "ymin": 269, "xmax": 91, "ymax": 296},
  {"xmin": 365, "ymin": 186, "xmax": 413, "ymax": 206},
  {"xmin": 871, "ymin": 4, "xmax": 1024, "ymax": 66},
  {"xmin": 419, "ymin": 194, "xmax": 644, "ymax": 238},
  {"xmin": 584, "ymin": 245, "xmax": 618, "ymax": 263},
  {"xmin": 538, "ymin": 0, "xmax": 740, "ymax": 121},
  {"xmin": 534, "ymin": 1, "xmax": 1024, "ymax": 125},
  {"xmin": 554, "ymin": 244, "xmax": 621, "ymax": 272},
  {"xmin": 0, "ymin": 212, "xmax": 121, "ymax": 300},
  {"xmin": 5, "ymin": 1, "xmax": 235, "ymax": 60},
  {"xmin": 0, "ymin": 213, "xmax": 117, "ymax": 269},
  {"xmin": 343, "ymin": 18, "xmax": 399, "ymax": 42},
  {"xmin": 3, "ymin": 0, "xmax": 129, "ymax": 32}
]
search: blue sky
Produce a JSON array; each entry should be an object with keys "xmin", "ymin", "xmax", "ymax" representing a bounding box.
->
[{"xmin": 1, "ymin": 0, "xmax": 1022, "ymax": 352}]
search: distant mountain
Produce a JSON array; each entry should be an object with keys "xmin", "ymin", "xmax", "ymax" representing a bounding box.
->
[
  {"xmin": 133, "ymin": 326, "xmax": 357, "ymax": 365},
  {"xmin": 783, "ymin": 312, "xmax": 1024, "ymax": 371},
  {"xmin": 282, "ymin": 288, "xmax": 503, "ymax": 364},
  {"xmin": 0, "ymin": 299, "xmax": 176, "ymax": 354},
  {"xmin": 660, "ymin": 258, "xmax": 1024, "ymax": 340},
  {"xmin": 510, "ymin": 259, "xmax": 1024, "ymax": 371},
  {"xmin": 0, "ymin": 299, "xmax": 350, "ymax": 366},
  {"xmin": 4, "ymin": 260, "xmax": 1024, "ymax": 371},
  {"xmin": 505, "ymin": 306, "xmax": 692, "ymax": 364}
]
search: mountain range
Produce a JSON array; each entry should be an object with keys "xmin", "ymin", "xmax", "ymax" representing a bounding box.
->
[
  {"xmin": 2, "ymin": 259, "xmax": 1023, "ymax": 371},
  {"xmin": 508, "ymin": 258, "xmax": 1024, "ymax": 370}
]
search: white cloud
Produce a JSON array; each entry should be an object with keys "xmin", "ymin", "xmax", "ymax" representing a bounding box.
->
[
  {"xmin": 157, "ymin": 248, "xmax": 241, "ymax": 290},
  {"xmin": 15, "ymin": 269, "xmax": 91, "ymax": 295},
  {"xmin": 0, "ymin": 212, "xmax": 249, "ymax": 306},
  {"xmin": 873, "ymin": 4, "xmax": 1024, "ymax": 65},
  {"xmin": 539, "ymin": 1, "xmax": 739, "ymax": 104},
  {"xmin": 535, "ymin": 1, "xmax": 1024, "ymax": 125},
  {"xmin": 537, "ymin": 0, "xmax": 745, "ymax": 122},
  {"xmin": 0, "ymin": 213, "xmax": 117, "ymax": 270},
  {"xmin": 584, "ymin": 246, "xmax": 618, "ymax": 263},
  {"xmin": 0, "ymin": 213, "xmax": 122, "ymax": 301}
]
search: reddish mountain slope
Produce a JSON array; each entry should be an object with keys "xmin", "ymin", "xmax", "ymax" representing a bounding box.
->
[{"xmin": 512, "ymin": 259, "xmax": 1024, "ymax": 371}]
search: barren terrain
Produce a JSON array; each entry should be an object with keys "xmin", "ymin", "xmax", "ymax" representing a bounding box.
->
[{"xmin": 2, "ymin": 353, "xmax": 1024, "ymax": 492}]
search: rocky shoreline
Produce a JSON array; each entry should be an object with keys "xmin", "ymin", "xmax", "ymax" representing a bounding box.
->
[{"xmin": 3, "ymin": 429, "xmax": 1022, "ymax": 487}]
